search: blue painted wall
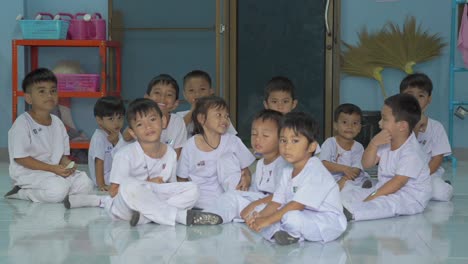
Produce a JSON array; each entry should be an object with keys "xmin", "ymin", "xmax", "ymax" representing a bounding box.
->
[
  {"xmin": 1, "ymin": 0, "xmax": 467, "ymax": 148},
  {"xmin": 0, "ymin": 2, "xmax": 24, "ymax": 148},
  {"xmin": 340, "ymin": 0, "xmax": 468, "ymax": 147}
]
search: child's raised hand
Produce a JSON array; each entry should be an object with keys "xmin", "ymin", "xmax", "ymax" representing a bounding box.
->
[{"xmin": 370, "ymin": 130, "xmax": 392, "ymax": 147}]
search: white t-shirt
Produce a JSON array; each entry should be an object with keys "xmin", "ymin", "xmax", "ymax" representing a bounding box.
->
[
  {"xmin": 88, "ymin": 129, "xmax": 124, "ymax": 186},
  {"xmin": 177, "ymin": 133, "xmax": 255, "ymax": 200},
  {"xmin": 272, "ymin": 157, "xmax": 342, "ymax": 214},
  {"xmin": 417, "ymin": 118, "xmax": 452, "ymax": 178},
  {"xmin": 110, "ymin": 141, "xmax": 177, "ymax": 185},
  {"xmin": 251, "ymin": 156, "xmax": 288, "ymax": 194},
  {"xmin": 176, "ymin": 110, "xmax": 237, "ymax": 138},
  {"xmin": 8, "ymin": 113, "xmax": 69, "ymax": 183},
  {"xmin": 319, "ymin": 137, "xmax": 365, "ymax": 181},
  {"xmin": 161, "ymin": 113, "xmax": 187, "ymax": 149},
  {"xmin": 376, "ymin": 133, "xmax": 431, "ymax": 204}
]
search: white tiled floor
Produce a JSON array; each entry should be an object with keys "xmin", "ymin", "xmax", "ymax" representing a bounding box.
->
[{"xmin": 0, "ymin": 160, "xmax": 467, "ymax": 264}]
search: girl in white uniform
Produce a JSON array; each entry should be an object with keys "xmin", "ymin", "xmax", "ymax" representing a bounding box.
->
[
  {"xmin": 65, "ymin": 99, "xmax": 222, "ymax": 227},
  {"xmin": 203, "ymin": 110, "xmax": 287, "ymax": 223},
  {"xmin": 177, "ymin": 95, "xmax": 256, "ymax": 209},
  {"xmin": 247, "ymin": 112, "xmax": 347, "ymax": 245},
  {"xmin": 342, "ymin": 94, "xmax": 432, "ymax": 221},
  {"xmin": 6, "ymin": 68, "xmax": 93, "ymax": 203},
  {"xmin": 320, "ymin": 103, "xmax": 372, "ymax": 190}
]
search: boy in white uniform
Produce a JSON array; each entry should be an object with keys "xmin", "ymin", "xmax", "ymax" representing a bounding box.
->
[
  {"xmin": 124, "ymin": 74, "xmax": 187, "ymax": 159},
  {"xmin": 320, "ymin": 103, "xmax": 372, "ymax": 190},
  {"xmin": 65, "ymin": 98, "xmax": 222, "ymax": 226},
  {"xmin": 400, "ymin": 73, "xmax": 453, "ymax": 201},
  {"xmin": 177, "ymin": 96, "xmax": 255, "ymax": 209},
  {"xmin": 176, "ymin": 70, "xmax": 236, "ymax": 137},
  {"xmin": 342, "ymin": 94, "xmax": 432, "ymax": 221},
  {"xmin": 262, "ymin": 76, "xmax": 321, "ymax": 155},
  {"xmin": 247, "ymin": 112, "xmax": 347, "ymax": 245},
  {"xmin": 88, "ymin": 96, "xmax": 126, "ymax": 191},
  {"xmin": 203, "ymin": 109, "xmax": 287, "ymax": 223},
  {"xmin": 5, "ymin": 68, "xmax": 93, "ymax": 203}
]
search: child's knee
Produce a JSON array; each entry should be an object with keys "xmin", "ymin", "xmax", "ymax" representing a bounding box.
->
[
  {"xmin": 43, "ymin": 178, "xmax": 71, "ymax": 203},
  {"xmin": 184, "ymin": 182, "xmax": 200, "ymax": 203},
  {"xmin": 281, "ymin": 210, "xmax": 303, "ymax": 230},
  {"xmin": 73, "ymin": 172, "xmax": 94, "ymax": 194}
]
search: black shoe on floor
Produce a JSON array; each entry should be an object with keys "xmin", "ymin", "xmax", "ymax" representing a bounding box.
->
[
  {"xmin": 187, "ymin": 210, "xmax": 223, "ymax": 225},
  {"xmin": 445, "ymin": 180, "xmax": 452, "ymax": 185},
  {"xmin": 273, "ymin": 231, "xmax": 299, "ymax": 245},
  {"xmin": 4, "ymin": 186, "xmax": 21, "ymax": 198},
  {"xmin": 63, "ymin": 195, "xmax": 71, "ymax": 209},
  {"xmin": 130, "ymin": 210, "xmax": 140, "ymax": 227},
  {"xmin": 361, "ymin": 179, "xmax": 373, "ymax": 189},
  {"xmin": 343, "ymin": 206, "xmax": 354, "ymax": 222}
]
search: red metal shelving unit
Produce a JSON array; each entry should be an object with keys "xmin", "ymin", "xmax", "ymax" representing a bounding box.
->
[{"xmin": 12, "ymin": 39, "xmax": 121, "ymax": 149}]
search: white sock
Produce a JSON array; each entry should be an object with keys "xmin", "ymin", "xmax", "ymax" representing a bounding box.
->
[
  {"xmin": 69, "ymin": 194, "xmax": 101, "ymax": 208},
  {"xmin": 175, "ymin": 209, "xmax": 188, "ymax": 225}
]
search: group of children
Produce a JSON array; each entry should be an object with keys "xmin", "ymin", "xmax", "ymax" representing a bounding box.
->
[{"xmin": 5, "ymin": 68, "xmax": 452, "ymax": 246}]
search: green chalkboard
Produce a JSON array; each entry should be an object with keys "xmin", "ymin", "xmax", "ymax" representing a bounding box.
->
[{"xmin": 237, "ymin": 0, "xmax": 326, "ymax": 145}]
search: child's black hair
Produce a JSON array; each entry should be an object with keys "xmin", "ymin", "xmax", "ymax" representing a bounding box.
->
[
  {"xmin": 252, "ymin": 109, "xmax": 283, "ymax": 135},
  {"xmin": 384, "ymin": 93, "xmax": 421, "ymax": 133},
  {"xmin": 281, "ymin": 112, "xmax": 319, "ymax": 146},
  {"xmin": 126, "ymin": 98, "xmax": 163, "ymax": 128},
  {"xmin": 192, "ymin": 95, "xmax": 228, "ymax": 135},
  {"xmin": 264, "ymin": 76, "xmax": 295, "ymax": 101},
  {"xmin": 333, "ymin": 103, "xmax": 363, "ymax": 122},
  {"xmin": 183, "ymin": 70, "xmax": 212, "ymax": 88},
  {"xmin": 399, "ymin": 73, "xmax": 433, "ymax": 96},
  {"xmin": 22, "ymin": 68, "xmax": 57, "ymax": 93},
  {"xmin": 146, "ymin": 74, "xmax": 179, "ymax": 99},
  {"xmin": 94, "ymin": 96, "xmax": 126, "ymax": 118}
]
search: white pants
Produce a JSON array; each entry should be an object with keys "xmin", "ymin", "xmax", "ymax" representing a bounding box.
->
[
  {"xmin": 14, "ymin": 170, "xmax": 93, "ymax": 203},
  {"xmin": 342, "ymin": 187, "xmax": 428, "ymax": 221},
  {"xmin": 203, "ymin": 190, "xmax": 267, "ymax": 223},
  {"xmin": 431, "ymin": 176, "xmax": 453, "ymax": 201},
  {"xmin": 108, "ymin": 181, "xmax": 199, "ymax": 226},
  {"xmin": 260, "ymin": 210, "xmax": 347, "ymax": 243}
]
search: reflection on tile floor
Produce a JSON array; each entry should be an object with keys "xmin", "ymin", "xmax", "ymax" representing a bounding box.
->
[{"xmin": 0, "ymin": 160, "xmax": 466, "ymax": 264}]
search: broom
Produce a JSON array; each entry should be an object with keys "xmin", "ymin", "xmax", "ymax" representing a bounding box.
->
[
  {"xmin": 341, "ymin": 29, "xmax": 387, "ymax": 98},
  {"xmin": 371, "ymin": 16, "xmax": 446, "ymax": 74}
]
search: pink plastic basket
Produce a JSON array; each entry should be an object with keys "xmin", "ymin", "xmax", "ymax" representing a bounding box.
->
[{"xmin": 56, "ymin": 74, "xmax": 100, "ymax": 92}]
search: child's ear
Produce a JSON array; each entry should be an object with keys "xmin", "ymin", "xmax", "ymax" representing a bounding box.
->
[
  {"xmin": 96, "ymin": 117, "xmax": 103, "ymax": 126},
  {"xmin": 263, "ymin": 100, "xmax": 269, "ymax": 109},
  {"xmin": 209, "ymin": 88, "xmax": 215, "ymax": 95},
  {"xmin": 333, "ymin": 121, "xmax": 338, "ymax": 132},
  {"xmin": 291, "ymin": 99, "xmax": 298, "ymax": 110},
  {"xmin": 307, "ymin": 141, "xmax": 318, "ymax": 154},
  {"xmin": 398, "ymin": 121, "xmax": 409, "ymax": 132},
  {"xmin": 144, "ymin": 94, "xmax": 149, "ymax": 99},
  {"xmin": 196, "ymin": 113, "xmax": 206, "ymax": 125},
  {"xmin": 127, "ymin": 128, "xmax": 137, "ymax": 140},
  {"xmin": 24, "ymin": 93, "xmax": 33, "ymax": 105},
  {"xmin": 173, "ymin": 100, "xmax": 180, "ymax": 110},
  {"xmin": 161, "ymin": 114, "xmax": 168, "ymax": 128}
]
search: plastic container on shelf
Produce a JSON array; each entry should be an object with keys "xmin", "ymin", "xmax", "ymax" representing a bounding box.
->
[
  {"xmin": 19, "ymin": 13, "xmax": 69, "ymax": 39},
  {"xmin": 58, "ymin": 12, "xmax": 106, "ymax": 40},
  {"xmin": 56, "ymin": 74, "xmax": 100, "ymax": 92}
]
